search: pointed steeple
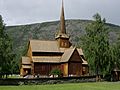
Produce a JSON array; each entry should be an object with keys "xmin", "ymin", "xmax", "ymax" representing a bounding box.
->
[
  {"xmin": 55, "ymin": 0, "xmax": 69, "ymax": 39},
  {"xmin": 60, "ymin": 0, "xmax": 66, "ymax": 34},
  {"xmin": 55, "ymin": 0, "xmax": 71, "ymax": 48}
]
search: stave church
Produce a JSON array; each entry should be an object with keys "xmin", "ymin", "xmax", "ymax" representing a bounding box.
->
[{"xmin": 20, "ymin": 1, "xmax": 89, "ymax": 77}]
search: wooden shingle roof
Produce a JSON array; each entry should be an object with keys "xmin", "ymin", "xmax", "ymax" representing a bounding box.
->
[
  {"xmin": 30, "ymin": 40, "xmax": 60, "ymax": 53},
  {"xmin": 77, "ymin": 49, "xmax": 88, "ymax": 65},
  {"xmin": 22, "ymin": 57, "xmax": 31, "ymax": 64},
  {"xmin": 60, "ymin": 48, "xmax": 75, "ymax": 62},
  {"xmin": 22, "ymin": 40, "xmax": 88, "ymax": 65},
  {"xmin": 82, "ymin": 59, "xmax": 88, "ymax": 65},
  {"xmin": 77, "ymin": 48, "xmax": 84, "ymax": 55},
  {"xmin": 32, "ymin": 56, "xmax": 61, "ymax": 63}
]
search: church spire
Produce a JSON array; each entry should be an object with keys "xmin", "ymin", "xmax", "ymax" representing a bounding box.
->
[
  {"xmin": 55, "ymin": 0, "xmax": 71, "ymax": 48},
  {"xmin": 60, "ymin": 0, "xmax": 66, "ymax": 34}
]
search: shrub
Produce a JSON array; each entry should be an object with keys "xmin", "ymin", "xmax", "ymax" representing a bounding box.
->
[{"xmin": 50, "ymin": 68, "xmax": 62, "ymax": 77}]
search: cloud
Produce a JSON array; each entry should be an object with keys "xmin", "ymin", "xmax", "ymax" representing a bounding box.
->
[{"xmin": 0, "ymin": 0, "xmax": 120, "ymax": 26}]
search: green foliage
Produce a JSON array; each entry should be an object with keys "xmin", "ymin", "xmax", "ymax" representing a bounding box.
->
[
  {"xmin": 0, "ymin": 15, "xmax": 15, "ymax": 78},
  {"xmin": 50, "ymin": 68, "xmax": 62, "ymax": 76},
  {"xmin": 4, "ymin": 19, "xmax": 120, "ymax": 74},
  {"xmin": 80, "ymin": 13, "xmax": 111, "ymax": 75},
  {"xmin": 111, "ymin": 35, "xmax": 120, "ymax": 69}
]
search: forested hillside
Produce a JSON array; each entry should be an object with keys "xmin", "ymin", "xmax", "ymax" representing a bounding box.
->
[{"xmin": 6, "ymin": 19, "xmax": 120, "ymax": 70}]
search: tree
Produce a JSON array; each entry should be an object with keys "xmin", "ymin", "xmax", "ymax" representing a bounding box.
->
[
  {"xmin": 80, "ymin": 13, "xmax": 111, "ymax": 76},
  {"xmin": 112, "ymin": 36, "xmax": 120, "ymax": 69},
  {"xmin": 0, "ymin": 15, "xmax": 14, "ymax": 78}
]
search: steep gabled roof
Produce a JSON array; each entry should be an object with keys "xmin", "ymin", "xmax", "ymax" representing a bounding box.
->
[
  {"xmin": 60, "ymin": 48, "xmax": 86, "ymax": 63},
  {"xmin": 60, "ymin": 48, "xmax": 75, "ymax": 62},
  {"xmin": 30, "ymin": 40, "xmax": 60, "ymax": 53},
  {"xmin": 25, "ymin": 40, "xmax": 88, "ymax": 64},
  {"xmin": 77, "ymin": 48, "xmax": 88, "ymax": 65}
]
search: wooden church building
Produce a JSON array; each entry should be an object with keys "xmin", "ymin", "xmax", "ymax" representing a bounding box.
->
[{"xmin": 20, "ymin": 1, "xmax": 89, "ymax": 77}]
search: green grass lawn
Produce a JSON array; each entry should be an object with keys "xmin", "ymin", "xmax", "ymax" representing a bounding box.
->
[{"xmin": 0, "ymin": 82, "xmax": 120, "ymax": 90}]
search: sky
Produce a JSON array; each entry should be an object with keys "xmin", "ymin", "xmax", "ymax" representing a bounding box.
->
[{"xmin": 0, "ymin": 0, "xmax": 120, "ymax": 26}]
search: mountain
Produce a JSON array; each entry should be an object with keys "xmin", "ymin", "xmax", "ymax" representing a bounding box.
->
[{"xmin": 6, "ymin": 19, "xmax": 120, "ymax": 64}]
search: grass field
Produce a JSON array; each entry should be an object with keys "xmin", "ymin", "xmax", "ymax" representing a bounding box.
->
[{"xmin": 0, "ymin": 82, "xmax": 120, "ymax": 90}]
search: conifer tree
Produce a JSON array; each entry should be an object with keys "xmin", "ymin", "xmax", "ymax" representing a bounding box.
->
[
  {"xmin": 0, "ymin": 15, "xmax": 14, "ymax": 78},
  {"xmin": 112, "ymin": 36, "xmax": 120, "ymax": 69},
  {"xmin": 80, "ymin": 13, "xmax": 111, "ymax": 76}
]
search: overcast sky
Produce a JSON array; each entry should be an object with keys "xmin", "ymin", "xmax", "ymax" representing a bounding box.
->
[{"xmin": 0, "ymin": 0, "xmax": 120, "ymax": 26}]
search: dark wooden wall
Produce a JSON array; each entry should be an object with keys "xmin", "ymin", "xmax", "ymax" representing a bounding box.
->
[
  {"xmin": 68, "ymin": 62, "xmax": 82, "ymax": 76},
  {"xmin": 68, "ymin": 49, "xmax": 83, "ymax": 76},
  {"xmin": 34, "ymin": 63, "xmax": 60, "ymax": 75},
  {"xmin": 33, "ymin": 49, "xmax": 85, "ymax": 76},
  {"xmin": 70, "ymin": 49, "xmax": 82, "ymax": 62}
]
